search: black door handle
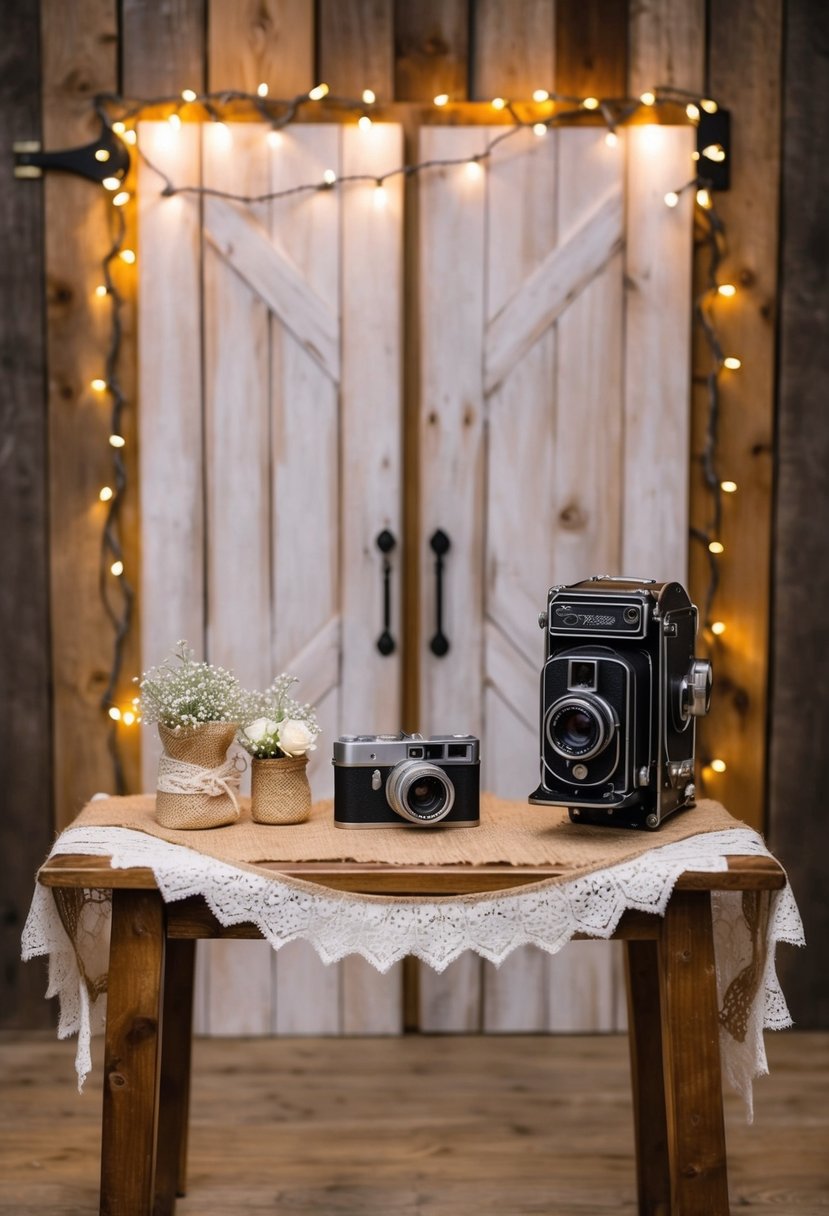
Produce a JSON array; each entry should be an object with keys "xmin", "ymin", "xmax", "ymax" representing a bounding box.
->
[
  {"xmin": 429, "ymin": 529, "xmax": 451, "ymax": 657},
  {"xmin": 375, "ymin": 529, "xmax": 396, "ymax": 656}
]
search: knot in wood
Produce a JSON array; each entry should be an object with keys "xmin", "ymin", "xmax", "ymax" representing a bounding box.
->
[
  {"xmin": 126, "ymin": 1016, "xmax": 157, "ymax": 1045},
  {"xmin": 558, "ymin": 502, "xmax": 586, "ymax": 530},
  {"xmin": 108, "ymin": 1071, "xmax": 126, "ymax": 1089}
]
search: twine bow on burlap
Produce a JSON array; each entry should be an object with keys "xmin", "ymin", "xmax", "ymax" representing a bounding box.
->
[{"xmin": 156, "ymin": 752, "xmax": 247, "ymax": 814}]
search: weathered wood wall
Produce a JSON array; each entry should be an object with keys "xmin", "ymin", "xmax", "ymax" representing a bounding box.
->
[{"xmin": 3, "ymin": 0, "xmax": 823, "ymax": 1028}]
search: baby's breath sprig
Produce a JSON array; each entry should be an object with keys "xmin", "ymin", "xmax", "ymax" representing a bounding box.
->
[
  {"xmin": 137, "ymin": 640, "xmax": 243, "ymax": 729},
  {"xmin": 237, "ymin": 675, "xmax": 320, "ymax": 760}
]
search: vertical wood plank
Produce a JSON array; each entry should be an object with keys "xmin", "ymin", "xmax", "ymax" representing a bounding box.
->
[
  {"xmin": 122, "ymin": 0, "xmax": 207, "ymax": 94},
  {"xmin": 471, "ymin": 0, "xmax": 555, "ymax": 100},
  {"xmin": 622, "ymin": 124, "xmax": 695, "ymax": 579},
  {"xmin": 42, "ymin": 0, "xmax": 121, "ymax": 828},
  {"xmin": 554, "ymin": 0, "xmax": 628, "ymax": 98},
  {"xmin": 768, "ymin": 0, "xmax": 829, "ymax": 1028},
  {"xmin": 269, "ymin": 125, "xmax": 342, "ymax": 1033},
  {"xmin": 625, "ymin": 939, "xmax": 672, "ymax": 1215},
  {"xmin": 394, "ymin": 0, "xmax": 469, "ymax": 102},
  {"xmin": 208, "ymin": 0, "xmax": 314, "ymax": 95},
  {"xmin": 696, "ymin": 0, "xmax": 782, "ymax": 830},
  {"xmin": 628, "ymin": 0, "xmax": 705, "ymax": 94},
  {"xmin": 417, "ymin": 126, "xmax": 487, "ymax": 1031},
  {"xmin": 155, "ymin": 938, "xmax": 196, "ymax": 1205},
  {"xmin": 317, "ymin": 0, "xmax": 394, "ymax": 99},
  {"xmin": 0, "ymin": 0, "xmax": 53, "ymax": 1028}
]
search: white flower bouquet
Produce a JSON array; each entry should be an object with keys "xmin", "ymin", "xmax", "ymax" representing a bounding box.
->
[
  {"xmin": 237, "ymin": 675, "xmax": 320, "ymax": 760},
  {"xmin": 137, "ymin": 640, "xmax": 243, "ymax": 729}
]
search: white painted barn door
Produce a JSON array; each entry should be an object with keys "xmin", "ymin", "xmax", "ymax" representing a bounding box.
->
[
  {"xmin": 137, "ymin": 122, "xmax": 405, "ymax": 1034},
  {"xmin": 417, "ymin": 125, "xmax": 695, "ymax": 1031}
]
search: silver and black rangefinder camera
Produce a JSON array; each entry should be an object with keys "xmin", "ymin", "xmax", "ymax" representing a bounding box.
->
[
  {"xmin": 529, "ymin": 576, "xmax": 712, "ymax": 830},
  {"xmin": 333, "ymin": 733, "xmax": 480, "ymax": 828}
]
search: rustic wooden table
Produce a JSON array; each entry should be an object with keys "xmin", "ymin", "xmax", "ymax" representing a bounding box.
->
[{"xmin": 38, "ymin": 852, "xmax": 786, "ymax": 1216}]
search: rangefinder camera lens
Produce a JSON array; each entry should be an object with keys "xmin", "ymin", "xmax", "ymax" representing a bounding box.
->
[
  {"xmin": 546, "ymin": 694, "xmax": 614, "ymax": 761},
  {"xmin": 385, "ymin": 760, "xmax": 455, "ymax": 824}
]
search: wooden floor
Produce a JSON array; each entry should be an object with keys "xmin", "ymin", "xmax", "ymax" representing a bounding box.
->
[{"xmin": 1, "ymin": 1030, "xmax": 826, "ymax": 1215}]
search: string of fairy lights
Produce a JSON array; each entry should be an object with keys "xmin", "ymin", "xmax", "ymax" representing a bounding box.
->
[{"xmin": 85, "ymin": 81, "xmax": 738, "ymax": 789}]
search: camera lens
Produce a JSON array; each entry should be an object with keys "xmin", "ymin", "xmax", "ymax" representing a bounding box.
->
[
  {"xmin": 546, "ymin": 694, "xmax": 615, "ymax": 761},
  {"xmin": 386, "ymin": 761, "xmax": 455, "ymax": 824}
]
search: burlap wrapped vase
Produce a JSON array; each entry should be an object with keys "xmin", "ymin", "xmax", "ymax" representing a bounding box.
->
[
  {"xmin": 251, "ymin": 755, "xmax": 311, "ymax": 825},
  {"xmin": 155, "ymin": 722, "xmax": 241, "ymax": 830}
]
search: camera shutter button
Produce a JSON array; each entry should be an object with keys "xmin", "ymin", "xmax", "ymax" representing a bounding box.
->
[{"xmin": 572, "ymin": 763, "xmax": 588, "ymax": 781}]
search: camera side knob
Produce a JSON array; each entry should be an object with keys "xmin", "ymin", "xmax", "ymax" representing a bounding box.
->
[
  {"xmin": 681, "ymin": 659, "xmax": 713, "ymax": 719},
  {"xmin": 538, "ymin": 612, "xmax": 548, "ymax": 629}
]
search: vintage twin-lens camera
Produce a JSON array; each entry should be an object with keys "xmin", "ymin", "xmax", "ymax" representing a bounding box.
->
[
  {"xmin": 529, "ymin": 576, "xmax": 712, "ymax": 829},
  {"xmin": 333, "ymin": 733, "xmax": 480, "ymax": 828}
]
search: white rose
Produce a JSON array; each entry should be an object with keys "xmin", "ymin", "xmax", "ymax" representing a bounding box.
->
[
  {"xmin": 243, "ymin": 717, "xmax": 279, "ymax": 745},
  {"xmin": 278, "ymin": 718, "xmax": 317, "ymax": 757}
]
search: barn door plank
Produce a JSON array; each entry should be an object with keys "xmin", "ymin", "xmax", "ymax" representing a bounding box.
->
[
  {"xmin": 417, "ymin": 127, "xmax": 488, "ymax": 1031},
  {"xmin": 394, "ymin": 0, "xmax": 470, "ymax": 102},
  {"xmin": 268, "ymin": 125, "xmax": 343, "ymax": 1034},
  {"xmin": 339, "ymin": 123, "xmax": 405, "ymax": 1031},
  {"xmin": 201, "ymin": 122, "xmax": 275, "ymax": 1035},
  {"xmin": 483, "ymin": 127, "xmax": 627, "ymax": 1031},
  {"xmin": 622, "ymin": 125, "xmax": 694, "ymax": 579},
  {"xmin": 207, "ymin": 0, "xmax": 315, "ymax": 95}
]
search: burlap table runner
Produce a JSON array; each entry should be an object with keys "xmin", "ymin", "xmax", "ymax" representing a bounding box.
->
[{"xmin": 69, "ymin": 793, "xmax": 745, "ymax": 886}]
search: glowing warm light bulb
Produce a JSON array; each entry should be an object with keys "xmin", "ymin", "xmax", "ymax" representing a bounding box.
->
[
  {"xmin": 686, "ymin": 102, "xmax": 700, "ymax": 121},
  {"xmin": 718, "ymin": 283, "xmax": 737, "ymax": 297},
  {"xmin": 465, "ymin": 158, "xmax": 482, "ymax": 179},
  {"xmin": 95, "ymin": 284, "xmax": 108, "ymax": 298},
  {"xmin": 532, "ymin": 88, "xmax": 550, "ymax": 103},
  {"xmin": 99, "ymin": 486, "xmax": 114, "ymax": 502},
  {"xmin": 358, "ymin": 114, "xmax": 372, "ymax": 131},
  {"xmin": 112, "ymin": 191, "xmax": 130, "ymax": 207},
  {"xmin": 711, "ymin": 621, "xmax": 727, "ymax": 636},
  {"xmin": 122, "ymin": 710, "xmax": 136, "ymax": 726},
  {"xmin": 120, "ymin": 249, "xmax": 136, "ymax": 264},
  {"xmin": 723, "ymin": 356, "xmax": 742, "ymax": 370},
  {"xmin": 582, "ymin": 96, "xmax": 600, "ymax": 110},
  {"xmin": 112, "ymin": 121, "xmax": 126, "ymax": 136},
  {"xmin": 433, "ymin": 93, "xmax": 449, "ymax": 107},
  {"xmin": 664, "ymin": 191, "xmax": 680, "ymax": 208},
  {"xmin": 721, "ymin": 480, "xmax": 738, "ymax": 493},
  {"xmin": 168, "ymin": 112, "xmax": 181, "ymax": 129},
  {"xmin": 373, "ymin": 183, "xmax": 387, "ymax": 209},
  {"xmin": 605, "ymin": 130, "xmax": 618, "ymax": 147},
  {"xmin": 702, "ymin": 143, "xmax": 726, "ymax": 162},
  {"xmin": 309, "ymin": 82, "xmax": 329, "ymax": 100},
  {"xmin": 108, "ymin": 706, "xmax": 122, "ymax": 721},
  {"xmin": 267, "ymin": 129, "xmax": 281, "ymax": 148},
  {"xmin": 95, "ymin": 148, "xmax": 110, "ymax": 162},
  {"xmin": 696, "ymin": 187, "xmax": 712, "ymax": 209},
  {"xmin": 491, "ymin": 97, "xmax": 506, "ymax": 110},
  {"xmin": 533, "ymin": 122, "xmax": 547, "ymax": 137},
  {"xmin": 181, "ymin": 88, "xmax": 197, "ymax": 102},
  {"xmin": 323, "ymin": 168, "xmax": 337, "ymax": 186},
  {"xmin": 110, "ymin": 560, "xmax": 124, "ymax": 577},
  {"xmin": 90, "ymin": 378, "xmax": 107, "ymax": 392},
  {"xmin": 700, "ymin": 98, "xmax": 718, "ymax": 114},
  {"xmin": 109, "ymin": 433, "xmax": 126, "ymax": 448},
  {"xmin": 708, "ymin": 540, "xmax": 724, "ymax": 555},
  {"xmin": 257, "ymin": 82, "xmax": 269, "ymax": 97},
  {"xmin": 124, "ymin": 130, "xmax": 137, "ymax": 146},
  {"xmin": 102, "ymin": 176, "xmax": 121, "ymax": 191},
  {"xmin": 640, "ymin": 90, "xmax": 656, "ymax": 106},
  {"xmin": 362, "ymin": 88, "xmax": 376, "ymax": 104},
  {"xmin": 710, "ymin": 758, "xmax": 727, "ymax": 773},
  {"xmin": 691, "ymin": 150, "xmax": 700, "ymax": 162}
]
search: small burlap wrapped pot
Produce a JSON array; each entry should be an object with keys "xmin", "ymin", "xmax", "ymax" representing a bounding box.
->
[
  {"xmin": 251, "ymin": 755, "xmax": 312, "ymax": 825},
  {"xmin": 155, "ymin": 722, "xmax": 241, "ymax": 830}
]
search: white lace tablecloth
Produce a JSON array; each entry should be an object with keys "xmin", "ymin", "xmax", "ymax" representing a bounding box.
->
[{"xmin": 22, "ymin": 821, "xmax": 804, "ymax": 1119}]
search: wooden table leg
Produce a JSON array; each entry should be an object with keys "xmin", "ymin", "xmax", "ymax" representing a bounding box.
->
[
  {"xmin": 154, "ymin": 938, "xmax": 196, "ymax": 1214},
  {"xmin": 659, "ymin": 891, "xmax": 730, "ymax": 1215},
  {"xmin": 101, "ymin": 889, "xmax": 165, "ymax": 1216},
  {"xmin": 625, "ymin": 938, "xmax": 672, "ymax": 1216}
]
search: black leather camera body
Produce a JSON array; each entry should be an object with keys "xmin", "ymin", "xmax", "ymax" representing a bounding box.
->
[
  {"xmin": 333, "ymin": 733, "xmax": 480, "ymax": 828},
  {"xmin": 529, "ymin": 576, "xmax": 712, "ymax": 829}
]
